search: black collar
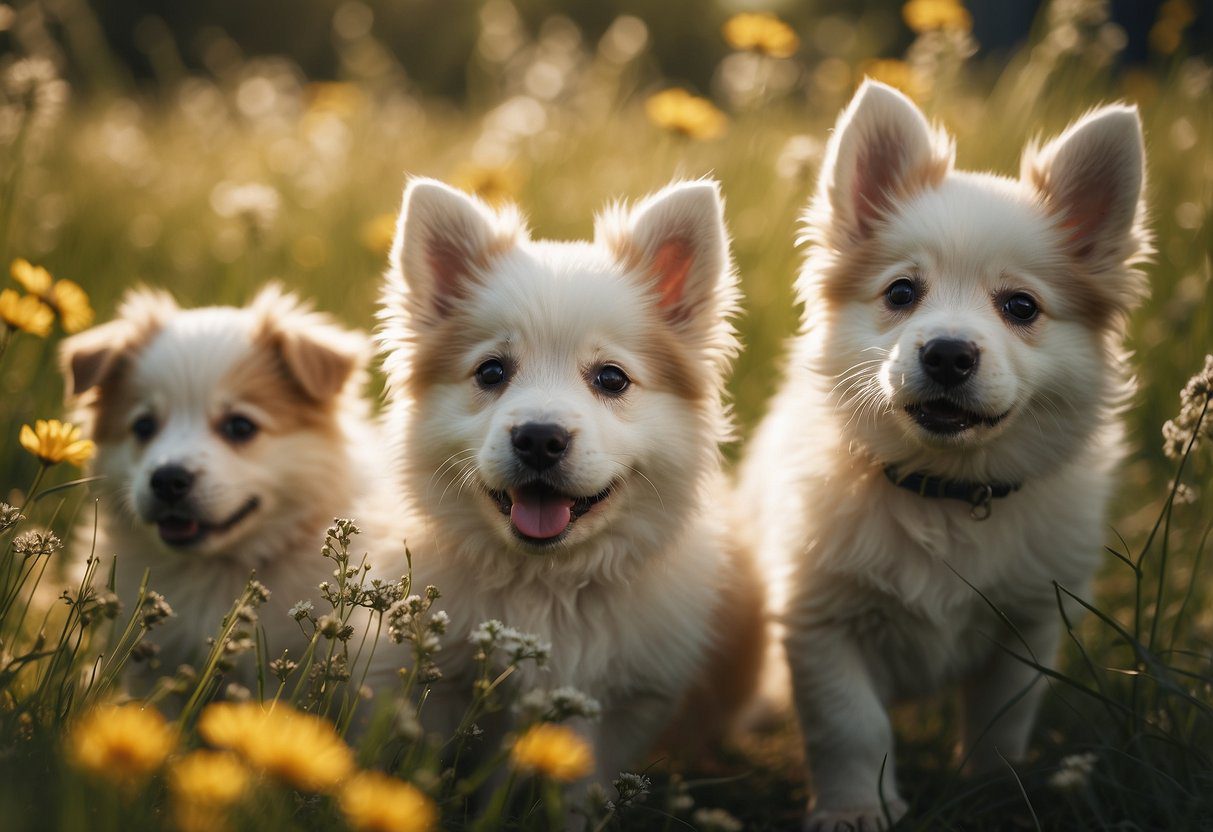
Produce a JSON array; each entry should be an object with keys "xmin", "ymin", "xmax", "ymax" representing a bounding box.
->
[{"xmin": 883, "ymin": 466, "xmax": 1020, "ymax": 520}]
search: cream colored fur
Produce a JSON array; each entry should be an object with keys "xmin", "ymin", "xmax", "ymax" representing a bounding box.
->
[
  {"xmin": 61, "ymin": 286, "xmax": 406, "ymax": 700},
  {"xmin": 377, "ymin": 178, "xmax": 745, "ymax": 787},
  {"xmin": 741, "ymin": 81, "xmax": 1150, "ymax": 830}
]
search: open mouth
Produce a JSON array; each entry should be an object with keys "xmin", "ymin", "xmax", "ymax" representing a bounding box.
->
[
  {"xmin": 488, "ymin": 481, "xmax": 614, "ymax": 546},
  {"xmin": 904, "ymin": 399, "xmax": 1009, "ymax": 436},
  {"xmin": 155, "ymin": 497, "xmax": 261, "ymax": 547}
]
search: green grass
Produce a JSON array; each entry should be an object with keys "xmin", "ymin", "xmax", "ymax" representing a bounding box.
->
[{"xmin": 1, "ymin": 2, "xmax": 1212, "ymax": 830}]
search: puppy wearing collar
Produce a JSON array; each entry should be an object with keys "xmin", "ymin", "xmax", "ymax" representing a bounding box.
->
[{"xmin": 740, "ymin": 81, "xmax": 1150, "ymax": 830}]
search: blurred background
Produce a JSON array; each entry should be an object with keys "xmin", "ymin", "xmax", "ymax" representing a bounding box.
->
[
  {"xmin": 0, "ymin": 0, "xmax": 1210, "ymax": 489},
  {"xmin": 19, "ymin": 1, "xmax": 1213, "ymax": 98}
]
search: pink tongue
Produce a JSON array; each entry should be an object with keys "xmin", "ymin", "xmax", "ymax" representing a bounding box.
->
[{"xmin": 509, "ymin": 490, "xmax": 573, "ymax": 540}]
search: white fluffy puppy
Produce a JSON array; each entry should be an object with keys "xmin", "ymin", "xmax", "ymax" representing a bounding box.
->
[
  {"xmin": 741, "ymin": 81, "xmax": 1149, "ymax": 829},
  {"xmin": 378, "ymin": 178, "xmax": 761, "ymax": 784},
  {"xmin": 60, "ymin": 285, "xmax": 403, "ymax": 696}
]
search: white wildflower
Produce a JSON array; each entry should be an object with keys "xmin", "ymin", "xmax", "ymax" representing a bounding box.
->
[
  {"xmin": 612, "ymin": 772, "xmax": 650, "ymax": 806},
  {"xmin": 1049, "ymin": 751, "xmax": 1098, "ymax": 792},
  {"xmin": 210, "ymin": 181, "xmax": 281, "ymax": 235},
  {"xmin": 1162, "ymin": 354, "xmax": 1213, "ymax": 459}
]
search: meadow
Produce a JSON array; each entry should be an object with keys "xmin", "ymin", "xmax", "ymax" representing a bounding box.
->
[{"xmin": 0, "ymin": 0, "xmax": 1211, "ymax": 829}]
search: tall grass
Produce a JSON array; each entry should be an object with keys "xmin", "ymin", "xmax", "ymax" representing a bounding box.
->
[{"xmin": 0, "ymin": 0, "xmax": 1210, "ymax": 829}]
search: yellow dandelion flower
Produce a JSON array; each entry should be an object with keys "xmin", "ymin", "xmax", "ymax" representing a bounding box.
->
[
  {"xmin": 197, "ymin": 702, "xmax": 355, "ymax": 792},
  {"xmin": 361, "ymin": 212, "xmax": 398, "ymax": 254},
  {"xmin": 0, "ymin": 288, "xmax": 54, "ymax": 337},
  {"xmin": 902, "ymin": 0, "xmax": 972, "ymax": 33},
  {"xmin": 510, "ymin": 723, "xmax": 594, "ymax": 782},
  {"xmin": 722, "ymin": 12, "xmax": 800, "ymax": 58},
  {"xmin": 339, "ymin": 772, "xmax": 438, "ymax": 832},
  {"xmin": 452, "ymin": 163, "xmax": 523, "ymax": 207},
  {"xmin": 20, "ymin": 419, "xmax": 96, "ymax": 467},
  {"xmin": 68, "ymin": 704, "xmax": 176, "ymax": 788},
  {"xmin": 10, "ymin": 258, "xmax": 52, "ymax": 295},
  {"xmin": 860, "ymin": 60, "xmax": 929, "ymax": 101},
  {"xmin": 169, "ymin": 751, "xmax": 249, "ymax": 806},
  {"xmin": 50, "ymin": 279, "xmax": 94, "ymax": 333},
  {"xmin": 1148, "ymin": 0, "xmax": 1195, "ymax": 56},
  {"xmin": 645, "ymin": 89, "xmax": 727, "ymax": 141},
  {"xmin": 8, "ymin": 259, "xmax": 94, "ymax": 333}
]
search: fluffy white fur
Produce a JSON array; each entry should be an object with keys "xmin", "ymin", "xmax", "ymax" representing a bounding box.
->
[
  {"xmin": 61, "ymin": 286, "xmax": 405, "ymax": 698},
  {"xmin": 741, "ymin": 81, "xmax": 1150, "ymax": 829},
  {"xmin": 378, "ymin": 178, "xmax": 747, "ymax": 785}
]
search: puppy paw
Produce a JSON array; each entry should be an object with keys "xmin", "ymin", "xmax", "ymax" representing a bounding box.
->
[{"xmin": 804, "ymin": 801, "xmax": 907, "ymax": 832}]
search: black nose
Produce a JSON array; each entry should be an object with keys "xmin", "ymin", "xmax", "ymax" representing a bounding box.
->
[
  {"xmin": 150, "ymin": 464, "xmax": 194, "ymax": 503},
  {"xmin": 511, "ymin": 423, "xmax": 570, "ymax": 472},
  {"xmin": 920, "ymin": 338, "xmax": 979, "ymax": 388}
]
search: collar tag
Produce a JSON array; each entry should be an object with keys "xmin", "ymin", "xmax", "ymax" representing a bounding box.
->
[{"xmin": 968, "ymin": 484, "xmax": 994, "ymax": 521}]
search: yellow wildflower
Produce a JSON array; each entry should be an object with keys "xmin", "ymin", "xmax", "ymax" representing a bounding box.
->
[
  {"xmin": 8, "ymin": 258, "xmax": 94, "ymax": 332},
  {"xmin": 361, "ymin": 212, "xmax": 398, "ymax": 254},
  {"xmin": 902, "ymin": 0, "xmax": 972, "ymax": 33},
  {"xmin": 10, "ymin": 257, "xmax": 52, "ymax": 295},
  {"xmin": 860, "ymin": 60, "xmax": 929, "ymax": 101},
  {"xmin": 169, "ymin": 752, "xmax": 249, "ymax": 832},
  {"xmin": 1149, "ymin": 1, "xmax": 1196, "ymax": 55},
  {"xmin": 645, "ymin": 89, "xmax": 727, "ymax": 141},
  {"xmin": 722, "ymin": 12, "xmax": 800, "ymax": 58},
  {"xmin": 68, "ymin": 704, "xmax": 176, "ymax": 788},
  {"xmin": 452, "ymin": 163, "xmax": 523, "ymax": 206},
  {"xmin": 50, "ymin": 279, "xmax": 94, "ymax": 333},
  {"xmin": 170, "ymin": 750, "xmax": 249, "ymax": 806},
  {"xmin": 20, "ymin": 419, "xmax": 96, "ymax": 467},
  {"xmin": 509, "ymin": 723, "xmax": 594, "ymax": 782},
  {"xmin": 0, "ymin": 288, "xmax": 53, "ymax": 337},
  {"xmin": 339, "ymin": 771, "xmax": 438, "ymax": 832},
  {"xmin": 197, "ymin": 702, "xmax": 355, "ymax": 792}
]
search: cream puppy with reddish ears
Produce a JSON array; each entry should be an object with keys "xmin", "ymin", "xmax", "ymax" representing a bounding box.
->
[
  {"xmin": 60, "ymin": 285, "xmax": 404, "ymax": 695},
  {"xmin": 741, "ymin": 81, "xmax": 1150, "ymax": 829},
  {"xmin": 378, "ymin": 178, "xmax": 761, "ymax": 785}
]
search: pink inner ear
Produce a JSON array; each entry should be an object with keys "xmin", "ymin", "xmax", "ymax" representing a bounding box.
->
[
  {"xmin": 425, "ymin": 236, "xmax": 472, "ymax": 316},
  {"xmin": 1054, "ymin": 161, "xmax": 1112, "ymax": 258},
  {"xmin": 852, "ymin": 129, "xmax": 903, "ymax": 237},
  {"xmin": 652, "ymin": 238, "xmax": 693, "ymax": 309}
]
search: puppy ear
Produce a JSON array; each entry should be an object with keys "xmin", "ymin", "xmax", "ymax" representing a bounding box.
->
[
  {"xmin": 275, "ymin": 327, "xmax": 366, "ymax": 402},
  {"xmin": 391, "ymin": 178, "xmax": 522, "ymax": 325},
  {"xmin": 1021, "ymin": 105, "xmax": 1147, "ymax": 275},
  {"xmin": 598, "ymin": 180, "xmax": 732, "ymax": 334},
  {"xmin": 251, "ymin": 284, "xmax": 368, "ymax": 403},
  {"xmin": 58, "ymin": 287, "xmax": 175, "ymax": 398},
  {"xmin": 817, "ymin": 80, "xmax": 952, "ymax": 245},
  {"xmin": 59, "ymin": 321, "xmax": 134, "ymax": 398}
]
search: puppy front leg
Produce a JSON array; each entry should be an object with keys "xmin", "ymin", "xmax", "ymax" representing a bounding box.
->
[
  {"xmin": 559, "ymin": 696, "xmax": 674, "ymax": 830},
  {"xmin": 961, "ymin": 617, "xmax": 1061, "ymax": 775},
  {"xmin": 590, "ymin": 693, "xmax": 677, "ymax": 786},
  {"xmin": 786, "ymin": 625, "xmax": 905, "ymax": 831}
]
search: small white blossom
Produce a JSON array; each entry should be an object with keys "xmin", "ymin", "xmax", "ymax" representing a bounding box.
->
[{"xmin": 1049, "ymin": 752, "xmax": 1098, "ymax": 792}]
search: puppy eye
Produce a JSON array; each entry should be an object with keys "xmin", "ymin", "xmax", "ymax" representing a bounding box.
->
[
  {"xmin": 885, "ymin": 277, "xmax": 919, "ymax": 309},
  {"xmin": 1001, "ymin": 292, "xmax": 1039, "ymax": 324},
  {"xmin": 475, "ymin": 358, "xmax": 508, "ymax": 388},
  {"xmin": 219, "ymin": 414, "xmax": 258, "ymax": 443},
  {"xmin": 131, "ymin": 415, "xmax": 157, "ymax": 442},
  {"xmin": 594, "ymin": 364, "xmax": 630, "ymax": 395}
]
